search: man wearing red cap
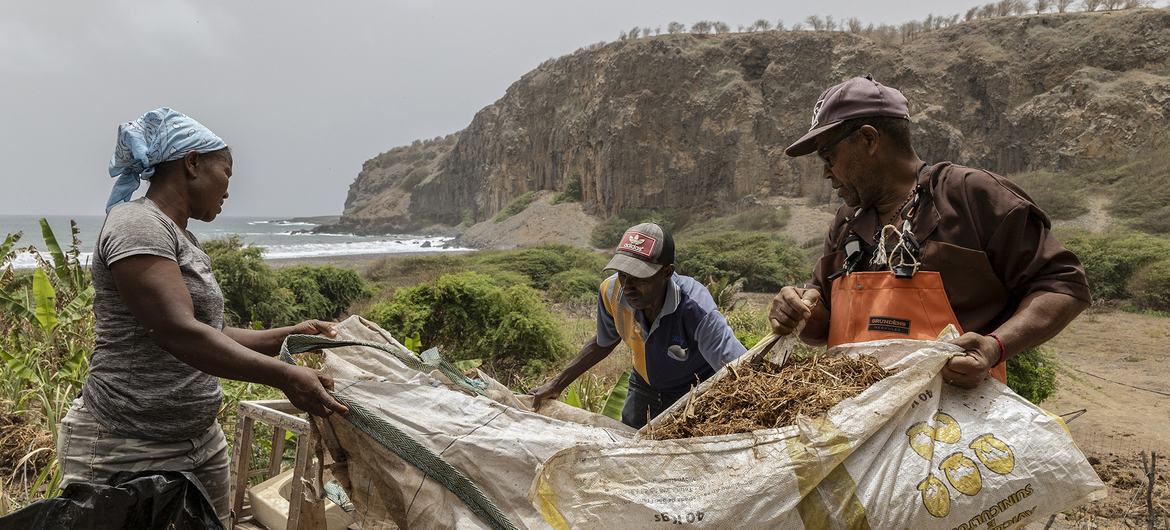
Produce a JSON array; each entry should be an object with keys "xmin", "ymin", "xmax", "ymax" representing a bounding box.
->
[
  {"xmin": 769, "ymin": 76, "xmax": 1090, "ymax": 389},
  {"xmin": 531, "ymin": 223, "xmax": 747, "ymax": 428}
]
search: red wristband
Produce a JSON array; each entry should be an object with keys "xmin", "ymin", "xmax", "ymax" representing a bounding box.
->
[{"xmin": 987, "ymin": 333, "xmax": 1006, "ymax": 366}]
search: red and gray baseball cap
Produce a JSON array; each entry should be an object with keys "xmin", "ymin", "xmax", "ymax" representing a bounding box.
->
[
  {"xmin": 604, "ymin": 222, "xmax": 676, "ymax": 278},
  {"xmin": 784, "ymin": 75, "xmax": 911, "ymax": 157}
]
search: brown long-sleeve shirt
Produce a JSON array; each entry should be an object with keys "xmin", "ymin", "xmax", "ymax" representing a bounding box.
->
[{"xmin": 810, "ymin": 162, "xmax": 1091, "ymax": 336}]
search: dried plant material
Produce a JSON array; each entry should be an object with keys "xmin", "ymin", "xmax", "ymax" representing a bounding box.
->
[{"xmin": 647, "ymin": 354, "xmax": 888, "ymax": 440}]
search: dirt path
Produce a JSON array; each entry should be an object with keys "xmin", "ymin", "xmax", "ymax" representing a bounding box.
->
[{"xmin": 1033, "ymin": 310, "xmax": 1170, "ymax": 529}]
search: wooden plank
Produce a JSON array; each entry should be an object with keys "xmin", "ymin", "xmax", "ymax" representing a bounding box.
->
[
  {"xmin": 287, "ymin": 434, "xmax": 312, "ymax": 530},
  {"xmin": 246, "ymin": 399, "xmax": 309, "ymax": 415},
  {"xmin": 230, "ymin": 416, "xmax": 255, "ymax": 528},
  {"xmin": 239, "ymin": 401, "xmax": 310, "ymax": 434},
  {"xmin": 268, "ymin": 427, "xmax": 286, "ymax": 479}
]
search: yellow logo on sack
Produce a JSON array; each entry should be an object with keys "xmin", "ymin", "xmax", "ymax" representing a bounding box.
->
[
  {"xmin": 970, "ymin": 434, "xmax": 1016, "ymax": 475},
  {"xmin": 907, "ymin": 412, "xmax": 1018, "ymax": 519}
]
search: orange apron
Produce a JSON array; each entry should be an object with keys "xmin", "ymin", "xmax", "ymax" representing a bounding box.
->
[{"xmin": 827, "ymin": 271, "xmax": 1007, "ymax": 383}]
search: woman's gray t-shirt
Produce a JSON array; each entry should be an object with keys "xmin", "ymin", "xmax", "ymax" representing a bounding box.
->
[{"xmin": 83, "ymin": 198, "xmax": 225, "ymax": 441}]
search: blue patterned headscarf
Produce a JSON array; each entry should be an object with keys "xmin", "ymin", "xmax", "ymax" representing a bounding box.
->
[{"xmin": 106, "ymin": 107, "xmax": 227, "ymax": 213}]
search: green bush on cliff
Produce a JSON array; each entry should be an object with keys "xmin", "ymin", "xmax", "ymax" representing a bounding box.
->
[
  {"xmin": 553, "ymin": 175, "xmax": 583, "ymax": 204},
  {"xmin": 493, "ymin": 191, "xmax": 537, "ymax": 223},
  {"xmin": 366, "ymin": 271, "xmax": 570, "ymax": 381},
  {"xmin": 1010, "ymin": 171, "xmax": 1089, "ymax": 220},
  {"xmin": 676, "ymin": 232, "xmax": 806, "ymax": 292},
  {"xmin": 1110, "ymin": 171, "xmax": 1170, "ymax": 234}
]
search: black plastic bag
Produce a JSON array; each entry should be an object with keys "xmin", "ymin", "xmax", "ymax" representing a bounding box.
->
[{"xmin": 0, "ymin": 470, "xmax": 224, "ymax": 530}]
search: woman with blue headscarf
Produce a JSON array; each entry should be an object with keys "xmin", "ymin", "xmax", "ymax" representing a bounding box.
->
[{"xmin": 57, "ymin": 108, "xmax": 347, "ymax": 527}]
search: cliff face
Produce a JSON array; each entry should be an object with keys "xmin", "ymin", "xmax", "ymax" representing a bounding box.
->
[{"xmin": 330, "ymin": 8, "xmax": 1170, "ymax": 234}]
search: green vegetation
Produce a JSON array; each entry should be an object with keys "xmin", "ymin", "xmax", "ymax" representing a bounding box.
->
[
  {"xmin": 493, "ymin": 191, "xmax": 536, "ymax": 223},
  {"xmin": 590, "ymin": 209, "xmax": 691, "ymax": 249},
  {"xmin": 1106, "ymin": 153, "xmax": 1170, "ymax": 234},
  {"xmin": 1010, "ymin": 171, "xmax": 1089, "ymax": 220},
  {"xmin": 1128, "ymin": 259, "xmax": 1170, "ymax": 312},
  {"xmin": 1007, "ymin": 347, "xmax": 1058, "ymax": 404},
  {"xmin": 366, "ymin": 271, "xmax": 571, "ymax": 384},
  {"xmin": 683, "ymin": 206, "xmax": 791, "ymax": 237},
  {"xmin": 1062, "ymin": 230, "xmax": 1170, "ymax": 301},
  {"xmin": 204, "ymin": 236, "xmax": 371, "ymax": 327},
  {"xmin": 552, "ymin": 175, "xmax": 583, "ymax": 204},
  {"xmin": 0, "ymin": 221, "xmax": 94, "ymax": 505},
  {"xmin": 473, "ymin": 244, "xmax": 607, "ymax": 290},
  {"xmin": 547, "ymin": 268, "xmax": 603, "ymax": 304},
  {"xmin": 724, "ymin": 303, "xmax": 770, "ymax": 351},
  {"xmin": 677, "ymin": 232, "xmax": 806, "ymax": 292},
  {"xmin": 275, "ymin": 266, "xmax": 373, "ymax": 322}
]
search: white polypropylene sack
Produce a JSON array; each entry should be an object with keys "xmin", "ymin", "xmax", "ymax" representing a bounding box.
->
[
  {"xmin": 314, "ymin": 317, "xmax": 1103, "ymax": 530},
  {"xmin": 530, "ymin": 339, "xmax": 1106, "ymax": 529},
  {"xmin": 312, "ymin": 316, "xmax": 635, "ymax": 530}
]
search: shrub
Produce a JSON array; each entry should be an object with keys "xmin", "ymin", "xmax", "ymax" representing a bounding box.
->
[
  {"xmin": 0, "ymin": 220, "xmax": 95, "ymax": 500},
  {"xmin": 493, "ymin": 191, "xmax": 536, "ymax": 223},
  {"xmin": 724, "ymin": 206, "xmax": 791, "ymax": 232},
  {"xmin": 1010, "ymin": 171, "xmax": 1089, "ymax": 220},
  {"xmin": 206, "ymin": 237, "xmax": 371, "ymax": 326},
  {"xmin": 1110, "ymin": 172, "xmax": 1170, "ymax": 234},
  {"xmin": 1128, "ymin": 258, "xmax": 1170, "ymax": 312},
  {"xmin": 547, "ymin": 268, "xmax": 603, "ymax": 304},
  {"xmin": 471, "ymin": 245, "xmax": 607, "ymax": 290},
  {"xmin": 589, "ymin": 209, "xmax": 691, "ymax": 249},
  {"xmin": 552, "ymin": 175, "xmax": 583, "ymax": 204},
  {"xmin": 1006, "ymin": 347, "xmax": 1057, "ymax": 404},
  {"xmin": 724, "ymin": 305, "xmax": 769, "ymax": 351},
  {"xmin": 275, "ymin": 266, "xmax": 371, "ymax": 321},
  {"xmin": 203, "ymin": 236, "xmax": 292, "ymax": 326},
  {"xmin": 677, "ymin": 232, "xmax": 807, "ymax": 292},
  {"xmin": 1062, "ymin": 230, "xmax": 1170, "ymax": 300},
  {"xmin": 366, "ymin": 272, "xmax": 571, "ymax": 382},
  {"xmin": 364, "ymin": 254, "xmax": 471, "ymax": 287},
  {"xmin": 681, "ymin": 206, "xmax": 791, "ymax": 239}
]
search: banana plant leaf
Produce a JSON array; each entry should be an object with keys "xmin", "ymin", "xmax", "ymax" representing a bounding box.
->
[
  {"xmin": 32, "ymin": 268, "xmax": 58, "ymax": 333},
  {"xmin": 601, "ymin": 370, "xmax": 630, "ymax": 421}
]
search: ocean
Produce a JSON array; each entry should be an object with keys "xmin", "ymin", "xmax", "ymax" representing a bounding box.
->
[{"xmin": 0, "ymin": 214, "xmax": 468, "ymax": 269}]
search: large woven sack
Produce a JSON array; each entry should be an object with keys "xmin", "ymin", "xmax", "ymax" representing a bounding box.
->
[
  {"xmin": 308, "ymin": 317, "xmax": 1103, "ymax": 529},
  {"xmin": 531, "ymin": 339, "xmax": 1105, "ymax": 529}
]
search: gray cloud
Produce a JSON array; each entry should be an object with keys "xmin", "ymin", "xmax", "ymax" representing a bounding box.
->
[{"xmin": 3, "ymin": 0, "xmax": 1161, "ymax": 216}]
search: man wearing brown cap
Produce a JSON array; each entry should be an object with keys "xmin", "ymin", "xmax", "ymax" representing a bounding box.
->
[
  {"xmin": 531, "ymin": 223, "xmax": 747, "ymax": 428},
  {"xmin": 769, "ymin": 75, "xmax": 1090, "ymax": 389}
]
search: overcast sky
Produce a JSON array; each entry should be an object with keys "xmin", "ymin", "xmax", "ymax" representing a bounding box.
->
[{"xmin": 3, "ymin": 0, "xmax": 1161, "ymax": 217}]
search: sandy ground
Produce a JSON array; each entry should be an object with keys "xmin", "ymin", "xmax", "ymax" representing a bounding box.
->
[
  {"xmin": 458, "ymin": 191, "xmax": 599, "ymax": 249},
  {"xmin": 1032, "ymin": 309, "xmax": 1170, "ymax": 529}
]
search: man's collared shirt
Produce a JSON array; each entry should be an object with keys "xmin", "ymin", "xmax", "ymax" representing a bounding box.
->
[
  {"xmin": 596, "ymin": 272, "xmax": 746, "ymax": 392},
  {"xmin": 810, "ymin": 162, "xmax": 1091, "ymax": 335}
]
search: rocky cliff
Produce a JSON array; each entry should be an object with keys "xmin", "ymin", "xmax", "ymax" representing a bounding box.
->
[{"xmin": 328, "ymin": 8, "xmax": 1170, "ymax": 235}]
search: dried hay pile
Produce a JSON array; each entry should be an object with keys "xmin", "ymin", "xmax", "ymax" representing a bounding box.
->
[
  {"xmin": 0, "ymin": 401, "xmax": 52, "ymax": 479},
  {"xmin": 647, "ymin": 354, "xmax": 889, "ymax": 440}
]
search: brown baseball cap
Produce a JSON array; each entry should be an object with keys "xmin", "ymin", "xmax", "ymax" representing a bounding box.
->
[
  {"xmin": 604, "ymin": 223, "xmax": 676, "ymax": 278},
  {"xmin": 784, "ymin": 75, "xmax": 910, "ymax": 157}
]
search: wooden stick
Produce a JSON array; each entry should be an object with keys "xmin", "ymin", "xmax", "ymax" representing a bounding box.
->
[
  {"xmin": 1141, "ymin": 451, "xmax": 1157, "ymax": 530},
  {"xmin": 267, "ymin": 427, "xmax": 286, "ymax": 480},
  {"xmin": 230, "ymin": 416, "xmax": 254, "ymax": 526}
]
